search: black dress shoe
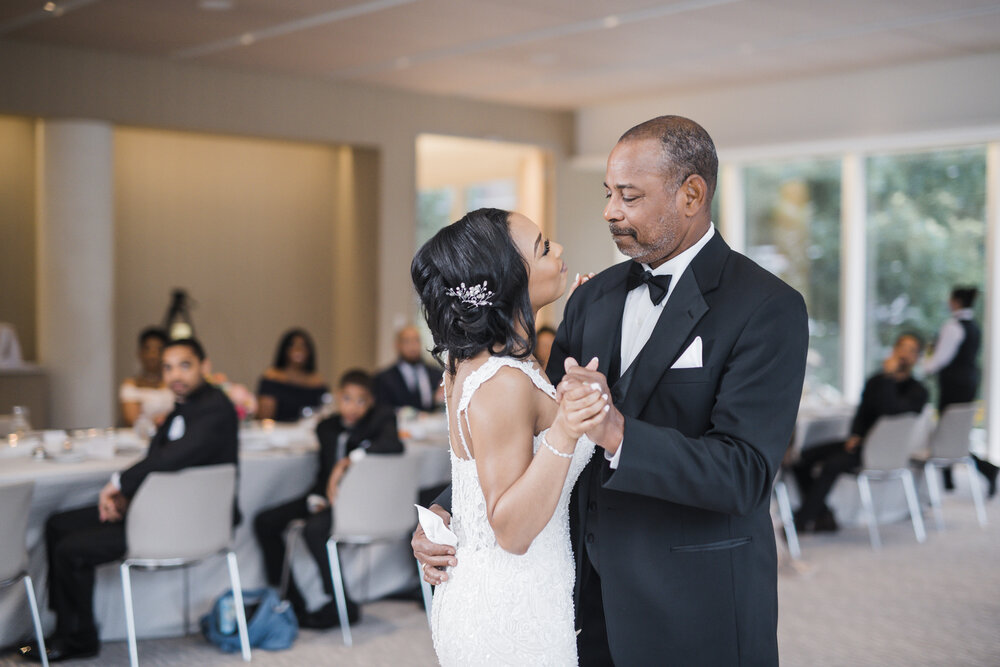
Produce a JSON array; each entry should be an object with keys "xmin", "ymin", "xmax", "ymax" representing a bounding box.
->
[
  {"xmin": 814, "ymin": 508, "xmax": 839, "ymax": 532},
  {"xmin": 297, "ymin": 601, "xmax": 361, "ymax": 629},
  {"xmin": 20, "ymin": 635, "xmax": 100, "ymax": 663}
]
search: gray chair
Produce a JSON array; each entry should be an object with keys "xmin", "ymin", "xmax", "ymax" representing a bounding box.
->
[
  {"xmin": 120, "ymin": 464, "xmax": 250, "ymax": 666},
  {"xmin": 772, "ymin": 474, "xmax": 801, "ymax": 560},
  {"xmin": 918, "ymin": 403, "xmax": 987, "ymax": 530},
  {"xmin": 0, "ymin": 480, "xmax": 48, "ymax": 667},
  {"xmin": 324, "ymin": 453, "xmax": 422, "ymax": 646},
  {"xmin": 855, "ymin": 413, "xmax": 927, "ymax": 550}
]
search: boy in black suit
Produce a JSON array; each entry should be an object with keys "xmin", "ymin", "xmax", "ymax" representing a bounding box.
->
[{"xmin": 253, "ymin": 369, "xmax": 403, "ymax": 628}]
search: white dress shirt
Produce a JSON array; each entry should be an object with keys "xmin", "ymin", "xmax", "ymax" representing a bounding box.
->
[
  {"xmin": 608, "ymin": 224, "xmax": 716, "ymax": 468},
  {"xmin": 399, "ymin": 361, "xmax": 433, "ymax": 409},
  {"xmin": 924, "ymin": 308, "xmax": 974, "ymax": 375}
]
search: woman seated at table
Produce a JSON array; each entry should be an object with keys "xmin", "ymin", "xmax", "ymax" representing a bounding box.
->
[
  {"xmin": 253, "ymin": 369, "xmax": 403, "ymax": 628},
  {"xmin": 119, "ymin": 327, "xmax": 173, "ymax": 429},
  {"xmin": 256, "ymin": 328, "xmax": 329, "ymax": 422}
]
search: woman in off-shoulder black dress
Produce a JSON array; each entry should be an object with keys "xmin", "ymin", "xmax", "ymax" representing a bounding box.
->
[{"xmin": 256, "ymin": 328, "xmax": 329, "ymax": 422}]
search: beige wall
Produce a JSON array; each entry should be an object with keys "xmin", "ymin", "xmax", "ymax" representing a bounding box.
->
[
  {"xmin": 0, "ymin": 116, "xmax": 37, "ymax": 361},
  {"xmin": 0, "ymin": 40, "xmax": 574, "ymax": 366},
  {"xmin": 114, "ymin": 127, "xmax": 378, "ymax": 392}
]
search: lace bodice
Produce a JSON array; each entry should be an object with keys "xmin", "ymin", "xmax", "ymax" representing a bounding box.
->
[{"xmin": 431, "ymin": 355, "xmax": 594, "ymax": 666}]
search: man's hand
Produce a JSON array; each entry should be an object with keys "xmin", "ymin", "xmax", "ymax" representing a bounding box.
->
[
  {"xmin": 844, "ymin": 435, "xmax": 862, "ymax": 453},
  {"xmin": 98, "ymin": 481, "xmax": 126, "ymax": 523},
  {"xmin": 557, "ymin": 357, "xmax": 625, "ymax": 454},
  {"xmin": 412, "ymin": 504, "xmax": 456, "ymax": 585},
  {"xmin": 326, "ymin": 458, "xmax": 352, "ymax": 504}
]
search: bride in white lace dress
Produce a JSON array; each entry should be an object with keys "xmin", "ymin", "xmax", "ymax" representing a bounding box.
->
[{"xmin": 410, "ymin": 208, "xmax": 606, "ymax": 666}]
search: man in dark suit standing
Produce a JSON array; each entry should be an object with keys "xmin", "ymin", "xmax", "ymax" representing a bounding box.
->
[
  {"xmin": 254, "ymin": 369, "xmax": 403, "ymax": 628},
  {"xmin": 550, "ymin": 116, "xmax": 807, "ymax": 665},
  {"xmin": 373, "ymin": 324, "xmax": 443, "ymax": 412},
  {"xmin": 413, "ymin": 116, "xmax": 807, "ymax": 665},
  {"xmin": 24, "ymin": 338, "xmax": 238, "ymax": 663}
]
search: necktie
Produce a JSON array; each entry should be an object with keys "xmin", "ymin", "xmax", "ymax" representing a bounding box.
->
[{"xmin": 626, "ymin": 262, "xmax": 672, "ymax": 305}]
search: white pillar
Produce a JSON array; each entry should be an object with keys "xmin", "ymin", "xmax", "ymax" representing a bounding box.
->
[
  {"xmin": 841, "ymin": 153, "xmax": 866, "ymax": 402},
  {"xmin": 985, "ymin": 142, "xmax": 1000, "ymax": 463},
  {"xmin": 36, "ymin": 120, "xmax": 115, "ymax": 429},
  {"xmin": 718, "ymin": 162, "xmax": 745, "ymax": 253}
]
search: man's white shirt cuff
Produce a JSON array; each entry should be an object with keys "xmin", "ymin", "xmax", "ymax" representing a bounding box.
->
[
  {"xmin": 110, "ymin": 471, "xmax": 122, "ymax": 490},
  {"xmin": 605, "ymin": 439, "xmax": 624, "ymax": 469}
]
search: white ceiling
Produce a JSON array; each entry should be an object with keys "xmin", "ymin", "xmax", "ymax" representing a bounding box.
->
[{"xmin": 1, "ymin": 0, "xmax": 999, "ymax": 110}]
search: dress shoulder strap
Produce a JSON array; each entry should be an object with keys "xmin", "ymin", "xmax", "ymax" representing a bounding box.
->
[{"xmin": 452, "ymin": 356, "xmax": 555, "ymax": 460}]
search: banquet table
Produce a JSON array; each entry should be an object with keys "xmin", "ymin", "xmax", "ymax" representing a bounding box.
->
[{"xmin": 0, "ymin": 422, "xmax": 450, "ymax": 647}]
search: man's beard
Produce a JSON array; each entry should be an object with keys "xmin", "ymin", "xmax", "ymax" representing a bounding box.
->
[{"xmin": 609, "ymin": 222, "xmax": 676, "ymax": 264}]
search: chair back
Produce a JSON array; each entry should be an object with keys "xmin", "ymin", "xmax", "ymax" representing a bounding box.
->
[
  {"xmin": 125, "ymin": 463, "xmax": 236, "ymax": 561},
  {"xmin": 332, "ymin": 453, "xmax": 419, "ymax": 541},
  {"xmin": 927, "ymin": 403, "xmax": 977, "ymax": 460},
  {"xmin": 0, "ymin": 480, "xmax": 33, "ymax": 581},
  {"xmin": 861, "ymin": 413, "xmax": 922, "ymax": 471}
]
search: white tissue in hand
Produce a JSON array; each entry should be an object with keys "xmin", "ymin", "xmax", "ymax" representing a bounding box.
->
[{"xmin": 415, "ymin": 504, "xmax": 458, "ymax": 547}]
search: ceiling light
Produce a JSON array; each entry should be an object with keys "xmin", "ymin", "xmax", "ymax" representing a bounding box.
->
[
  {"xmin": 42, "ymin": 2, "xmax": 56, "ymax": 12},
  {"xmin": 239, "ymin": 33, "xmax": 255, "ymax": 46},
  {"xmin": 602, "ymin": 15, "xmax": 620, "ymax": 29}
]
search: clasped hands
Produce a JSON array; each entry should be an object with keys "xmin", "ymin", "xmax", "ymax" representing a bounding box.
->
[
  {"xmin": 97, "ymin": 482, "xmax": 129, "ymax": 523},
  {"xmin": 411, "ymin": 356, "xmax": 622, "ymax": 585}
]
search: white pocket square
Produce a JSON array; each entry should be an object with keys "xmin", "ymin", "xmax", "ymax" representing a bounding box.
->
[{"xmin": 671, "ymin": 336, "xmax": 703, "ymax": 369}]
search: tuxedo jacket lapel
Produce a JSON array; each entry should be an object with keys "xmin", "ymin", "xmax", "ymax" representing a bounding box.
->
[
  {"xmin": 581, "ymin": 265, "xmax": 629, "ymax": 381},
  {"xmin": 617, "ymin": 233, "xmax": 730, "ymax": 417}
]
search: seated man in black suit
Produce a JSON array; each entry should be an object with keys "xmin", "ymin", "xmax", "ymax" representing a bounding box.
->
[
  {"xmin": 253, "ymin": 369, "xmax": 403, "ymax": 628},
  {"xmin": 23, "ymin": 338, "xmax": 238, "ymax": 663},
  {"xmin": 373, "ymin": 325, "xmax": 443, "ymax": 412},
  {"xmin": 793, "ymin": 332, "xmax": 928, "ymax": 532}
]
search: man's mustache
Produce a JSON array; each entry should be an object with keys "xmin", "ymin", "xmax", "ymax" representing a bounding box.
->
[{"xmin": 609, "ymin": 224, "xmax": 636, "ymax": 238}]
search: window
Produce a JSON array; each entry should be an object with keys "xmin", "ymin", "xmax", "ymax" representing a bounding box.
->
[
  {"xmin": 745, "ymin": 159, "xmax": 843, "ymax": 395},
  {"xmin": 865, "ymin": 147, "xmax": 987, "ymax": 381}
]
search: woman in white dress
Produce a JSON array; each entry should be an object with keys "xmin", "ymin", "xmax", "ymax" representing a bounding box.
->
[
  {"xmin": 119, "ymin": 327, "xmax": 174, "ymax": 431},
  {"xmin": 411, "ymin": 208, "xmax": 606, "ymax": 666}
]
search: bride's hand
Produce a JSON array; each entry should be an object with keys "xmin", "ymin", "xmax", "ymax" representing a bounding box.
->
[
  {"xmin": 412, "ymin": 504, "xmax": 457, "ymax": 585},
  {"xmin": 567, "ymin": 272, "xmax": 595, "ymax": 300},
  {"xmin": 550, "ymin": 362, "xmax": 609, "ymax": 446}
]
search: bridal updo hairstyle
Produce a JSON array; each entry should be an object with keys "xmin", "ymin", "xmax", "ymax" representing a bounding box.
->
[{"xmin": 411, "ymin": 208, "xmax": 536, "ymax": 375}]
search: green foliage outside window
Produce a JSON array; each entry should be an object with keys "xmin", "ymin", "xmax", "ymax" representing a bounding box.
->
[{"xmin": 866, "ymin": 147, "xmax": 987, "ymax": 385}]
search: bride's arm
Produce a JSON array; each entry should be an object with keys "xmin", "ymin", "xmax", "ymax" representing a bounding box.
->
[{"xmin": 469, "ymin": 368, "xmax": 606, "ymax": 555}]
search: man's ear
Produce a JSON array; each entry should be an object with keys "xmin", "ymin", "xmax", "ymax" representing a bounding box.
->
[{"xmin": 680, "ymin": 174, "xmax": 708, "ymax": 215}]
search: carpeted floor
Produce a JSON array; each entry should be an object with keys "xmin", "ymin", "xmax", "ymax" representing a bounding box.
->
[{"xmin": 3, "ymin": 483, "xmax": 998, "ymax": 666}]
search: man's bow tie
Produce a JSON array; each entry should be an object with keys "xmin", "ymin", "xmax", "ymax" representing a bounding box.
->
[{"xmin": 626, "ymin": 262, "xmax": 672, "ymax": 305}]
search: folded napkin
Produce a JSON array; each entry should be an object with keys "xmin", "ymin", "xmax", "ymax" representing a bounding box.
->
[{"xmin": 415, "ymin": 504, "xmax": 458, "ymax": 547}]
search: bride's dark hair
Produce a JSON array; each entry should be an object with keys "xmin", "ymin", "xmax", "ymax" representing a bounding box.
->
[{"xmin": 411, "ymin": 208, "xmax": 535, "ymax": 375}]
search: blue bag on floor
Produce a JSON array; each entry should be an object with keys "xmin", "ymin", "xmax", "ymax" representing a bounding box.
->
[{"xmin": 200, "ymin": 587, "xmax": 298, "ymax": 652}]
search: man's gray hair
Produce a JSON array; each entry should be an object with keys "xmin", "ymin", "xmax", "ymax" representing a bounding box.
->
[{"xmin": 619, "ymin": 115, "xmax": 718, "ymax": 203}]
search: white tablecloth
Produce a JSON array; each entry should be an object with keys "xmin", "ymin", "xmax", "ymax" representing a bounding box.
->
[{"xmin": 0, "ymin": 425, "xmax": 450, "ymax": 647}]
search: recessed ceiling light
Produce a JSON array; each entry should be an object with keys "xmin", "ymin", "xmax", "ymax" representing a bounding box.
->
[
  {"xmin": 43, "ymin": 2, "xmax": 57, "ymax": 12},
  {"xmin": 198, "ymin": 0, "xmax": 235, "ymax": 10},
  {"xmin": 602, "ymin": 15, "xmax": 620, "ymax": 29},
  {"xmin": 239, "ymin": 33, "xmax": 255, "ymax": 46}
]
